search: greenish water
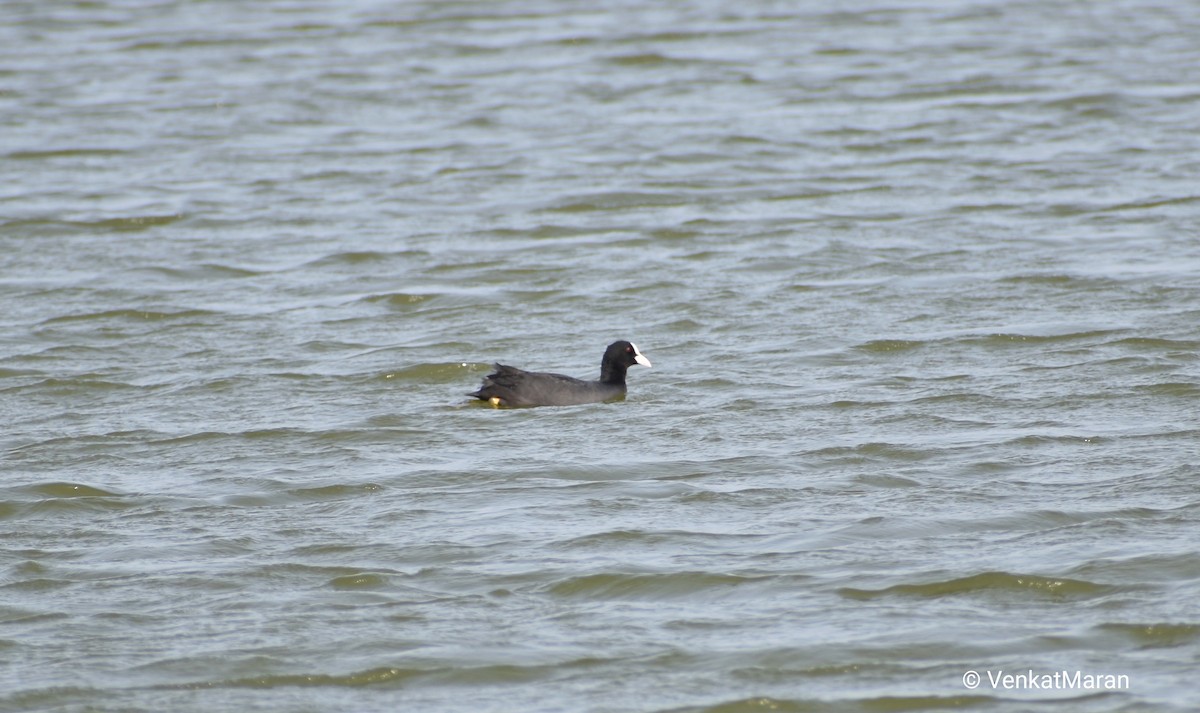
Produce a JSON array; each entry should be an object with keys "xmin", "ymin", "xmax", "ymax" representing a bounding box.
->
[{"xmin": 3, "ymin": 1, "xmax": 1200, "ymax": 711}]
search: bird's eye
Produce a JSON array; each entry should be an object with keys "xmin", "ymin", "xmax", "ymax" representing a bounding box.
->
[{"xmin": 626, "ymin": 346, "xmax": 633, "ymax": 353}]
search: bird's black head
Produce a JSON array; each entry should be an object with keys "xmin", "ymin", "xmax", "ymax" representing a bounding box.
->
[{"xmin": 600, "ymin": 340, "xmax": 651, "ymax": 383}]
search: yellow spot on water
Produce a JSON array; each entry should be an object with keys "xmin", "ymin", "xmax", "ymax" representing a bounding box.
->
[{"xmin": 489, "ymin": 396, "xmax": 502, "ymax": 408}]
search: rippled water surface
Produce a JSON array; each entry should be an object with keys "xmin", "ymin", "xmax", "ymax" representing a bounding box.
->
[{"xmin": 3, "ymin": 1, "xmax": 1200, "ymax": 711}]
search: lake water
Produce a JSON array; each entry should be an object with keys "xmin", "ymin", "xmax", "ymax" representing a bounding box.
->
[{"xmin": 3, "ymin": 1, "xmax": 1199, "ymax": 711}]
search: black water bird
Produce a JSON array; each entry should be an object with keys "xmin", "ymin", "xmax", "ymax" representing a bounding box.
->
[{"xmin": 469, "ymin": 341, "xmax": 651, "ymax": 408}]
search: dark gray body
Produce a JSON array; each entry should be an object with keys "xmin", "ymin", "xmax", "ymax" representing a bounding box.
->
[{"xmin": 471, "ymin": 365, "xmax": 626, "ymax": 407}]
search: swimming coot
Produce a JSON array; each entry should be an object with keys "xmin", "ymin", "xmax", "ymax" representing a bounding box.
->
[{"xmin": 469, "ymin": 341, "xmax": 651, "ymax": 408}]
